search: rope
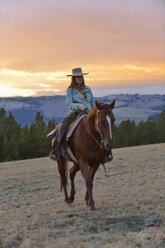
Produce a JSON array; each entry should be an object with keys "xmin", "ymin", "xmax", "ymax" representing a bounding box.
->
[
  {"xmin": 83, "ymin": 116, "xmax": 103, "ymax": 149},
  {"xmin": 83, "ymin": 116, "xmax": 109, "ymax": 179},
  {"xmin": 102, "ymin": 163, "xmax": 108, "ymax": 178}
]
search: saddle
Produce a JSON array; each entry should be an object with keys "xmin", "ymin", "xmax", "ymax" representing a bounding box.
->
[
  {"xmin": 66, "ymin": 114, "xmax": 86, "ymax": 142},
  {"xmin": 65, "ymin": 114, "xmax": 86, "ymax": 163},
  {"xmin": 47, "ymin": 114, "xmax": 87, "ymax": 163}
]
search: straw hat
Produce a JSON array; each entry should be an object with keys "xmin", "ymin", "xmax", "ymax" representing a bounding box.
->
[{"xmin": 67, "ymin": 67, "xmax": 89, "ymax": 76}]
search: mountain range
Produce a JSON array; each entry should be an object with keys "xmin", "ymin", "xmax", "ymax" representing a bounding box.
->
[{"xmin": 0, "ymin": 94, "xmax": 165, "ymax": 126}]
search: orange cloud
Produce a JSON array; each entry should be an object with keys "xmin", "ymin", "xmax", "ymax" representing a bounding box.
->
[{"xmin": 0, "ymin": 0, "xmax": 165, "ymax": 96}]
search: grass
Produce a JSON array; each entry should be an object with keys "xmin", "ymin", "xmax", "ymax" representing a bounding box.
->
[{"xmin": 0, "ymin": 143, "xmax": 165, "ymax": 248}]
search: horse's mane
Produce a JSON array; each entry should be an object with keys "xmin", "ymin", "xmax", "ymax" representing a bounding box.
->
[
  {"xmin": 85, "ymin": 107, "xmax": 98, "ymax": 125},
  {"xmin": 88, "ymin": 106, "xmax": 97, "ymax": 118}
]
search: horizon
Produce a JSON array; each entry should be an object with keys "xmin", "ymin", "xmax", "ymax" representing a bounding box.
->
[
  {"xmin": 0, "ymin": 0, "xmax": 165, "ymax": 97},
  {"xmin": 0, "ymin": 84, "xmax": 165, "ymax": 99}
]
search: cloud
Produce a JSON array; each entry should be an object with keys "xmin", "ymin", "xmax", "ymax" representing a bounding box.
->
[
  {"xmin": 0, "ymin": 85, "xmax": 34, "ymax": 97},
  {"xmin": 0, "ymin": 0, "xmax": 164, "ymax": 97},
  {"xmin": 1, "ymin": 0, "xmax": 165, "ymax": 72}
]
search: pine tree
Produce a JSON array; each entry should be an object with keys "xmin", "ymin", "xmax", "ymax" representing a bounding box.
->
[
  {"xmin": 25, "ymin": 112, "xmax": 51, "ymax": 158},
  {"xmin": 143, "ymin": 120, "xmax": 158, "ymax": 144},
  {"xmin": 34, "ymin": 112, "xmax": 48, "ymax": 157},
  {"xmin": 114, "ymin": 120, "xmax": 136, "ymax": 147},
  {"xmin": 4, "ymin": 112, "xmax": 20, "ymax": 140},
  {"xmin": 0, "ymin": 128, "xmax": 5, "ymax": 161},
  {"xmin": 47, "ymin": 117, "xmax": 57, "ymax": 133},
  {"xmin": 0, "ymin": 108, "xmax": 6, "ymax": 130},
  {"xmin": 156, "ymin": 110, "xmax": 165, "ymax": 142},
  {"xmin": 18, "ymin": 125, "xmax": 29, "ymax": 159},
  {"xmin": 26, "ymin": 121, "xmax": 37, "ymax": 158}
]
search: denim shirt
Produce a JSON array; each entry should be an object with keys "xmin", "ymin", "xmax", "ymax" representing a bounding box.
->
[{"xmin": 66, "ymin": 86, "xmax": 95, "ymax": 113}]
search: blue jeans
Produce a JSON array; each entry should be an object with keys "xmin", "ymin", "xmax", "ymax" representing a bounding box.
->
[{"xmin": 54, "ymin": 112, "xmax": 79, "ymax": 147}]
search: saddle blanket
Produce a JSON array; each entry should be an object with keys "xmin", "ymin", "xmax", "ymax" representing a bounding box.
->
[
  {"xmin": 47, "ymin": 114, "xmax": 86, "ymax": 140},
  {"xmin": 47, "ymin": 114, "xmax": 87, "ymax": 163},
  {"xmin": 66, "ymin": 114, "xmax": 86, "ymax": 142},
  {"xmin": 66, "ymin": 114, "xmax": 87, "ymax": 163}
]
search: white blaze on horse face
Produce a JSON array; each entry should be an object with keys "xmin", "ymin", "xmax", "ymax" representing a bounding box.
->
[
  {"xmin": 106, "ymin": 115, "xmax": 112, "ymax": 140},
  {"xmin": 96, "ymin": 110, "xmax": 101, "ymax": 133}
]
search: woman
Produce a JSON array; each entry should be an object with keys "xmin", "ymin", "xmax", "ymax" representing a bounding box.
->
[{"xmin": 50, "ymin": 67, "xmax": 95, "ymax": 160}]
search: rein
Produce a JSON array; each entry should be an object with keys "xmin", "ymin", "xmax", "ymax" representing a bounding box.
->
[
  {"xmin": 83, "ymin": 115, "xmax": 110, "ymax": 179},
  {"xmin": 83, "ymin": 116, "xmax": 103, "ymax": 149}
]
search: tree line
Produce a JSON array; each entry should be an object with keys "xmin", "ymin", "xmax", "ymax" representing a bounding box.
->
[
  {"xmin": 113, "ymin": 110, "xmax": 165, "ymax": 148},
  {"xmin": 0, "ymin": 107, "xmax": 165, "ymax": 162},
  {"xmin": 0, "ymin": 108, "xmax": 56, "ymax": 162}
]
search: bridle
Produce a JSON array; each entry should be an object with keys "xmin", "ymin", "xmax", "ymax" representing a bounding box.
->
[
  {"xmin": 83, "ymin": 109, "xmax": 112, "ymax": 150},
  {"xmin": 83, "ymin": 107, "xmax": 114, "ymax": 151},
  {"xmin": 83, "ymin": 111, "xmax": 113, "ymax": 177},
  {"xmin": 83, "ymin": 116, "xmax": 104, "ymax": 149},
  {"xmin": 95, "ymin": 109, "xmax": 107, "ymax": 145}
]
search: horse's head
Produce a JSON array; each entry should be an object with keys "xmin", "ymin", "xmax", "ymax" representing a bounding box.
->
[{"xmin": 95, "ymin": 100, "xmax": 115, "ymax": 150}]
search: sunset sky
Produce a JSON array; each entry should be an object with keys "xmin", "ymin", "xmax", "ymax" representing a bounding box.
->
[{"xmin": 0, "ymin": 0, "xmax": 165, "ymax": 97}]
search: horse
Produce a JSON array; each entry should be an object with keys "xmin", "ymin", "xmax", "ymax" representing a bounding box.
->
[{"xmin": 56, "ymin": 100, "xmax": 115, "ymax": 211}]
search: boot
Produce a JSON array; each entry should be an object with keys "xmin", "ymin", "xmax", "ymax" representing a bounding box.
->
[
  {"xmin": 49, "ymin": 150, "xmax": 60, "ymax": 161},
  {"xmin": 49, "ymin": 142, "xmax": 61, "ymax": 161}
]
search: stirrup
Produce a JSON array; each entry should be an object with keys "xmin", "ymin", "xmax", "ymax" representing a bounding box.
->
[{"xmin": 49, "ymin": 151, "xmax": 60, "ymax": 161}]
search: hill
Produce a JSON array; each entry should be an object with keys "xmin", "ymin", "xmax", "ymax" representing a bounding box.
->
[
  {"xmin": 0, "ymin": 143, "xmax": 164, "ymax": 248},
  {"xmin": 0, "ymin": 94, "xmax": 164, "ymax": 126}
]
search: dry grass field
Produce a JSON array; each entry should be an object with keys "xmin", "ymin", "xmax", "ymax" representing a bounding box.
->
[{"xmin": 0, "ymin": 143, "xmax": 165, "ymax": 248}]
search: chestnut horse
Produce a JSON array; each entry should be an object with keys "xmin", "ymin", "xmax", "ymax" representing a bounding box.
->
[{"xmin": 57, "ymin": 100, "xmax": 115, "ymax": 211}]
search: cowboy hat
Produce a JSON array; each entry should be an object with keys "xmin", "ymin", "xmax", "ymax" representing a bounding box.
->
[{"xmin": 67, "ymin": 67, "xmax": 89, "ymax": 76}]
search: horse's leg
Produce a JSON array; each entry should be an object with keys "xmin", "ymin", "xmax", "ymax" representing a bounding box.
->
[
  {"xmin": 79, "ymin": 158, "xmax": 95, "ymax": 211},
  {"xmin": 84, "ymin": 166, "xmax": 92, "ymax": 206},
  {"xmin": 57, "ymin": 156, "xmax": 70, "ymax": 204},
  {"xmin": 69, "ymin": 163, "xmax": 80, "ymax": 203},
  {"xmin": 85, "ymin": 165, "xmax": 99, "ymax": 206}
]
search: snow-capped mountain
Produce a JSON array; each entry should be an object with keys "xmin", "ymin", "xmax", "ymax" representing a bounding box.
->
[{"xmin": 0, "ymin": 94, "xmax": 164, "ymax": 126}]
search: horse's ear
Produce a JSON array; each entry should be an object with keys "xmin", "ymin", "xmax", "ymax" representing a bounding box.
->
[
  {"xmin": 95, "ymin": 101, "xmax": 104, "ymax": 110},
  {"xmin": 109, "ymin": 99, "xmax": 115, "ymax": 109}
]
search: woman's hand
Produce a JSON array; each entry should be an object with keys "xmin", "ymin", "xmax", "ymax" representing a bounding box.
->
[{"xmin": 79, "ymin": 104, "xmax": 87, "ymax": 111}]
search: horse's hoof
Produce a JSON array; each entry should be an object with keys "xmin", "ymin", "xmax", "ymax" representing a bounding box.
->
[
  {"xmin": 90, "ymin": 209, "xmax": 97, "ymax": 214},
  {"xmin": 90, "ymin": 207, "xmax": 96, "ymax": 211},
  {"xmin": 65, "ymin": 198, "xmax": 71, "ymax": 204},
  {"xmin": 69, "ymin": 196, "xmax": 74, "ymax": 203},
  {"xmin": 65, "ymin": 196, "xmax": 74, "ymax": 205}
]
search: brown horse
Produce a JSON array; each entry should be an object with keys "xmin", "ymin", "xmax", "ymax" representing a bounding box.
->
[{"xmin": 57, "ymin": 100, "xmax": 115, "ymax": 211}]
